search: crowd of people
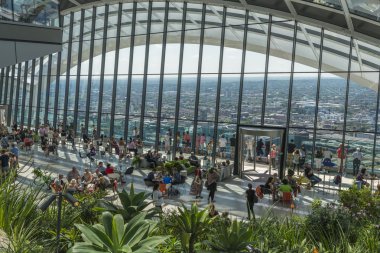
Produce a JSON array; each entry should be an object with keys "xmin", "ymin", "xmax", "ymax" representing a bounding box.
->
[
  {"xmin": 51, "ymin": 162, "xmax": 126, "ymax": 194},
  {"xmin": 4, "ymin": 120, "xmax": 380, "ymax": 222}
]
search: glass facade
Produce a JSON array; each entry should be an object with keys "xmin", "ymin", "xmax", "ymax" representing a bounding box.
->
[
  {"xmin": 0, "ymin": 0, "xmax": 59, "ymax": 26},
  {"xmin": 1, "ymin": 1, "xmax": 380, "ymax": 179}
]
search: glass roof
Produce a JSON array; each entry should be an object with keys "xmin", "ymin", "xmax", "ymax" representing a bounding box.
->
[{"xmin": 59, "ymin": 0, "xmax": 380, "ymax": 90}]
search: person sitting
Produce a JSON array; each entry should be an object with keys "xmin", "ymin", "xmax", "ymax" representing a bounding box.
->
[
  {"xmin": 208, "ymin": 203, "xmax": 219, "ymax": 218},
  {"xmin": 272, "ymin": 173, "xmax": 281, "ymax": 185},
  {"xmin": 278, "ymin": 179, "xmax": 293, "ymax": 193},
  {"xmin": 287, "ymin": 171, "xmax": 300, "ymax": 196},
  {"xmin": 162, "ymin": 174, "xmax": 172, "ymax": 185},
  {"xmin": 146, "ymin": 168, "xmax": 156, "ymax": 182},
  {"xmin": 98, "ymin": 174, "xmax": 111, "ymax": 190},
  {"xmin": 188, "ymin": 152, "xmax": 199, "ymax": 166},
  {"xmin": 105, "ymin": 164, "xmax": 114, "ymax": 175},
  {"xmin": 86, "ymin": 144, "xmax": 96, "ymax": 161},
  {"xmin": 172, "ymin": 168, "xmax": 182, "ymax": 184},
  {"xmin": 67, "ymin": 179, "xmax": 79, "ymax": 194},
  {"xmin": 260, "ymin": 176, "xmax": 274, "ymax": 194},
  {"xmin": 67, "ymin": 167, "xmax": 81, "ymax": 182},
  {"xmin": 145, "ymin": 150, "xmax": 157, "ymax": 168},
  {"xmin": 97, "ymin": 161, "xmax": 106, "ymax": 175},
  {"xmin": 179, "ymin": 151, "xmax": 184, "ymax": 160},
  {"xmin": 52, "ymin": 174, "xmax": 67, "ymax": 192},
  {"xmin": 82, "ymin": 133, "xmax": 90, "ymax": 143},
  {"xmin": 82, "ymin": 168, "xmax": 93, "ymax": 184},
  {"xmin": 356, "ymin": 168, "xmax": 369, "ymax": 188},
  {"xmin": 304, "ymin": 164, "xmax": 322, "ymax": 187}
]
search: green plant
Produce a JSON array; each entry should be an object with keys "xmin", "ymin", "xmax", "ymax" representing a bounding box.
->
[
  {"xmin": 339, "ymin": 186, "xmax": 380, "ymax": 222},
  {"xmin": 205, "ymin": 219, "xmax": 254, "ymax": 252},
  {"xmin": 32, "ymin": 167, "xmax": 53, "ymax": 188},
  {"xmin": 187, "ymin": 166, "xmax": 196, "ymax": 175},
  {"xmin": 97, "ymin": 183, "xmax": 156, "ymax": 222},
  {"xmin": 168, "ymin": 204, "xmax": 212, "ymax": 253},
  {"xmin": 164, "ymin": 162, "xmax": 175, "ymax": 175},
  {"xmin": 69, "ymin": 211, "xmax": 168, "ymax": 253},
  {"xmin": 0, "ymin": 169, "xmax": 45, "ymax": 253},
  {"xmin": 132, "ymin": 156, "xmax": 141, "ymax": 167}
]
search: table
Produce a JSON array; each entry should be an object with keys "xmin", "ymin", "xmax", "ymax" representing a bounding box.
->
[
  {"xmin": 369, "ymin": 176, "xmax": 379, "ymax": 193},
  {"xmin": 319, "ymin": 170, "xmax": 328, "ymax": 195}
]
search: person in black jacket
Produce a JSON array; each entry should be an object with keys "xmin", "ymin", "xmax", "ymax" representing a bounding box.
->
[{"xmin": 246, "ymin": 183, "xmax": 256, "ymax": 220}]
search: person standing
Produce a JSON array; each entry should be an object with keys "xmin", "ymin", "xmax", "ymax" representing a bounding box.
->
[
  {"xmin": 256, "ymin": 138, "xmax": 264, "ymax": 159},
  {"xmin": 152, "ymin": 183, "xmax": 164, "ymax": 210},
  {"xmin": 218, "ymin": 135, "xmax": 227, "ymax": 158},
  {"xmin": 287, "ymin": 139, "xmax": 296, "ymax": 167},
  {"xmin": 10, "ymin": 143, "xmax": 19, "ymax": 166},
  {"xmin": 315, "ymin": 147, "xmax": 323, "ymax": 171},
  {"xmin": 337, "ymin": 143, "xmax": 347, "ymax": 174},
  {"xmin": 245, "ymin": 183, "xmax": 256, "ymax": 220},
  {"xmin": 352, "ymin": 148, "xmax": 363, "ymax": 176},
  {"xmin": 164, "ymin": 131, "xmax": 170, "ymax": 153},
  {"xmin": 230, "ymin": 134, "xmax": 236, "ymax": 159},
  {"xmin": 269, "ymin": 144, "xmax": 277, "ymax": 170},
  {"xmin": 292, "ymin": 149, "xmax": 300, "ymax": 174},
  {"xmin": 206, "ymin": 168, "xmax": 219, "ymax": 203},
  {"xmin": 299, "ymin": 145, "xmax": 306, "ymax": 168},
  {"xmin": 0, "ymin": 150, "xmax": 10, "ymax": 177}
]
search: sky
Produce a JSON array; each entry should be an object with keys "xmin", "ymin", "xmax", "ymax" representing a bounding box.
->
[{"xmin": 71, "ymin": 44, "xmax": 319, "ymax": 77}]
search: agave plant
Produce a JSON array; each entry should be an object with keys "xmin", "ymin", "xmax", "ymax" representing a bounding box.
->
[
  {"xmin": 97, "ymin": 183, "xmax": 156, "ymax": 222},
  {"xmin": 169, "ymin": 204, "xmax": 211, "ymax": 253},
  {"xmin": 205, "ymin": 219, "xmax": 254, "ymax": 253},
  {"xmin": 69, "ymin": 211, "xmax": 168, "ymax": 253}
]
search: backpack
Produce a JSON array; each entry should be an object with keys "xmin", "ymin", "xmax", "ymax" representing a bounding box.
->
[
  {"xmin": 254, "ymin": 192, "xmax": 259, "ymax": 203},
  {"xmin": 333, "ymin": 174, "xmax": 342, "ymax": 185},
  {"xmin": 255, "ymin": 186, "xmax": 264, "ymax": 199}
]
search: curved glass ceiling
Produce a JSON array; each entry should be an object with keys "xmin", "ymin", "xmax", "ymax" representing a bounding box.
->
[{"xmin": 60, "ymin": 2, "xmax": 380, "ymax": 90}]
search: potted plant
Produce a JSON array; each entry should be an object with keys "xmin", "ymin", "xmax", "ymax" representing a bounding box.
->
[{"xmin": 131, "ymin": 155, "xmax": 141, "ymax": 169}]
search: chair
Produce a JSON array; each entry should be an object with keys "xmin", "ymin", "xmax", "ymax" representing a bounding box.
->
[
  {"xmin": 279, "ymin": 192, "xmax": 293, "ymax": 207},
  {"xmin": 144, "ymin": 178, "xmax": 155, "ymax": 189},
  {"xmin": 169, "ymin": 175, "xmax": 185, "ymax": 194},
  {"xmin": 125, "ymin": 167, "xmax": 134, "ymax": 183}
]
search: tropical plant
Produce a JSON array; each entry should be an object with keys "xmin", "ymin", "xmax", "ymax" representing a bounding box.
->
[
  {"xmin": 168, "ymin": 204, "xmax": 212, "ymax": 253},
  {"xmin": 0, "ymin": 168, "xmax": 44, "ymax": 253},
  {"xmin": 68, "ymin": 211, "xmax": 168, "ymax": 253},
  {"xmin": 97, "ymin": 183, "xmax": 156, "ymax": 222},
  {"xmin": 205, "ymin": 219, "xmax": 254, "ymax": 252},
  {"xmin": 32, "ymin": 166, "xmax": 53, "ymax": 189},
  {"xmin": 131, "ymin": 156, "xmax": 141, "ymax": 167}
]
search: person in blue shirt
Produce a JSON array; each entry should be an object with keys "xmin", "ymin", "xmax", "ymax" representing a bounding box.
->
[
  {"xmin": 162, "ymin": 174, "xmax": 172, "ymax": 185},
  {"xmin": 10, "ymin": 143, "xmax": 19, "ymax": 164}
]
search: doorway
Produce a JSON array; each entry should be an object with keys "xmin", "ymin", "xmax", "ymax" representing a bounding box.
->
[
  {"xmin": 0, "ymin": 105, "xmax": 7, "ymax": 126},
  {"xmin": 237, "ymin": 126, "xmax": 286, "ymax": 179}
]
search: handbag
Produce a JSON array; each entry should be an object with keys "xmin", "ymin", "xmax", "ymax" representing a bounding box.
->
[{"xmin": 204, "ymin": 180, "xmax": 209, "ymax": 189}]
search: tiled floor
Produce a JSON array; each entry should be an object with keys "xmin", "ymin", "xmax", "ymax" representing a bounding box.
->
[{"xmin": 17, "ymin": 143, "xmax": 370, "ymax": 220}]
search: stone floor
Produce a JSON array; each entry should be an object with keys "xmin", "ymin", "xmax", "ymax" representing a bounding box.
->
[{"xmin": 16, "ymin": 143, "xmax": 377, "ymax": 220}]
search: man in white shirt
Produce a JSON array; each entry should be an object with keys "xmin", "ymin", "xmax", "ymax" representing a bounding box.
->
[
  {"xmin": 218, "ymin": 135, "xmax": 227, "ymax": 158},
  {"xmin": 352, "ymin": 148, "xmax": 363, "ymax": 176}
]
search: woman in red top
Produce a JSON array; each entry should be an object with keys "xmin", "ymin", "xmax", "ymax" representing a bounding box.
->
[{"xmin": 105, "ymin": 164, "xmax": 114, "ymax": 175}]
